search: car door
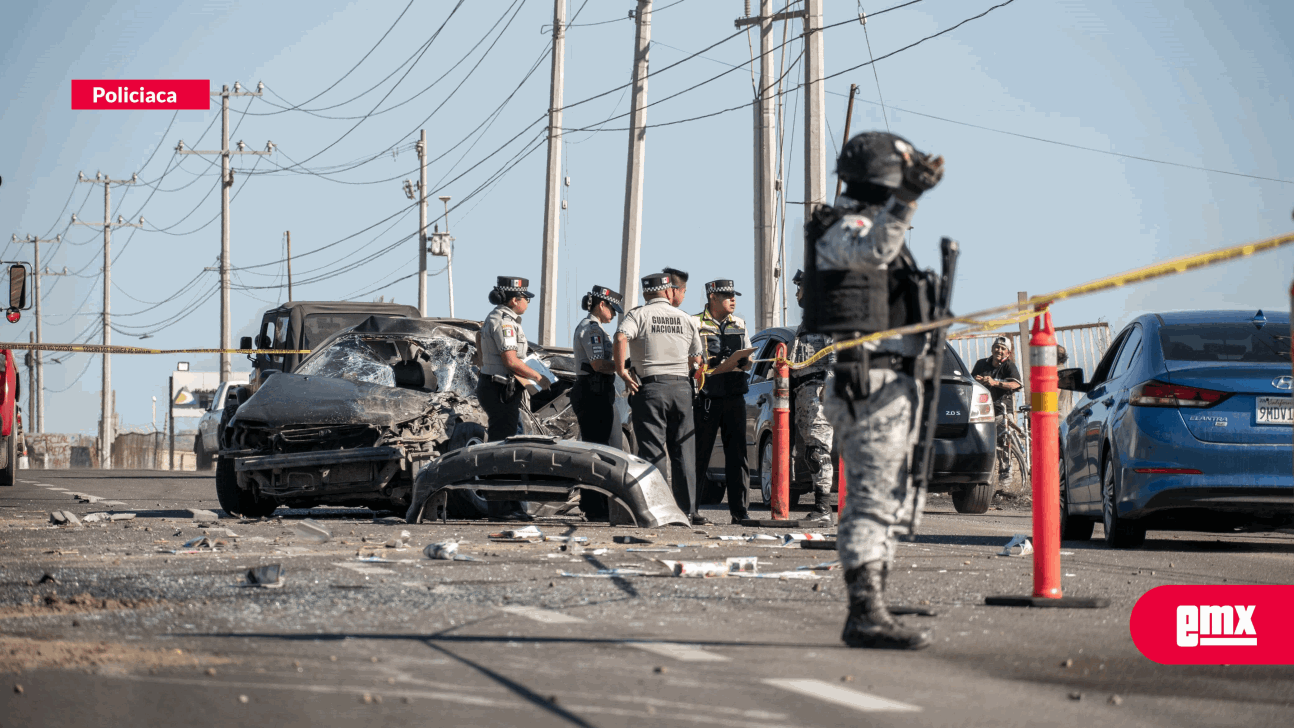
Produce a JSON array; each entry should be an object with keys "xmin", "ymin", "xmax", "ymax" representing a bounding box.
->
[
  {"xmin": 744, "ymin": 333, "xmax": 783, "ymax": 473},
  {"xmin": 1072, "ymin": 328, "xmax": 1133, "ymax": 505},
  {"xmin": 198, "ymin": 383, "xmax": 225, "ymax": 450}
]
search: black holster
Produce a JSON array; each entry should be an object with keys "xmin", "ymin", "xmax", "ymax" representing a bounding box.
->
[
  {"xmin": 491, "ymin": 373, "xmax": 517, "ymax": 401},
  {"xmin": 832, "ymin": 348, "xmax": 871, "ymax": 403},
  {"xmin": 580, "ymin": 363, "xmax": 615, "ymax": 395}
]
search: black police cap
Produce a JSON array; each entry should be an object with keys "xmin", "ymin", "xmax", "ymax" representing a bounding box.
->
[
  {"xmin": 641, "ymin": 273, "xmax": 672, "ymax": 293},
  {"xmin": 705, "ymin": 279, "xmax": 741, "ymax": 296},
  {"xmin": 588, "ymin": 285, "xmax": 624, "ymax": 314},
  {"xmin": 494, "ymin": 276, "xmax": 535, "ymax": 299}
]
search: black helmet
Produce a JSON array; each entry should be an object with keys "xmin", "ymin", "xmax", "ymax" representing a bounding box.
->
[{"xmin": 835, "ymin": 131, "xmax": 917, "ymax": 189}]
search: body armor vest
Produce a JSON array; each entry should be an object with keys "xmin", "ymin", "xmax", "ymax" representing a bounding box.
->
[{"xmin": 802, "ymin": 203, "xmax": 934, "ymax": 334}]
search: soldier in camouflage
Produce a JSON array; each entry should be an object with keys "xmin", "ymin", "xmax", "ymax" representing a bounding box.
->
[
  {"xmin": 805, "ymin": 131, "xmax": 944, "ymax": 650},
  {"xmin": 790, "ymin": 269, "xmax": 836, "ymax": 523}
]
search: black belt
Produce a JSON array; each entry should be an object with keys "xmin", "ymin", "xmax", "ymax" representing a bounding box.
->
[
  {"xmin": 640, "ymin": 374, "xmax": 689, "ymax": 384},
  {"xmin": 869, "ymin": 354, "xmax": 917, "ymax": 374}
]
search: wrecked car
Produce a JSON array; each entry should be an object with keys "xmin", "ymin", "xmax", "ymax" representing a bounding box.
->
[
  {"xmin": 216, "ymin": 315, "xmax": 580, "ymax": 517},
  {"xmin": 406, "ymin": 435, "xmax": 689, "ymax": 528}
]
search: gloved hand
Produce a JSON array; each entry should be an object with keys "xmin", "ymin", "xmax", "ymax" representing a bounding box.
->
[{"xmin": 894, "ymin": 152, "xmax": 944, "ymax": 203}]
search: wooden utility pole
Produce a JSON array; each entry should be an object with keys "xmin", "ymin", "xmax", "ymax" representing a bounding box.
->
[
  {"xmin": 835, "ymin": 84, "xmax": 858, "ymax": 199},
  {"xmin": 417, "ymin": 131, "xmax": 428, "ymax": 315},
  {"xmin": 619, "ymin": 0, "xmax": 652, "ymax": 313},
  {"xmin": 176, "ymin": 81, "xmax": 273, "ymax": 382},
  {"xmin": 538, "ymin": 0, "xmax": 567, "ymax": 345},
  {"xmin": 285, "ymin": 230, "xmax": 293, "ymax": 302},
  {"xmin": 72, "ymin": 173, "xmax": 142, "ymax": 469},
  {"xmin": 803, "ymin": 0, "xmax": 827, "ymax": 217},
  {"xmin": 1017, "ymin": 291, "xmax": 1032, "ymax": 400},
  {"xmin": 12, "ymin": 233, "xmax": 60, "ymax": 433}
]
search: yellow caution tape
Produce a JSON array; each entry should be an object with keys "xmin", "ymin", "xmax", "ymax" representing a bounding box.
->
[
  {"xmin": 0, "ymin": 342, "xmax": 311, "ymax": 356},
  {"xmin": 779, "ymin": 229, "xmax": 1294, "ymax": 371}
]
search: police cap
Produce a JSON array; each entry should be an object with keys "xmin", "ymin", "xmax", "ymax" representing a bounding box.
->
[
  {"xmin": 641, "ymin": 273, "xmax": 672, "ymax": 293},
  {"xmin": 704, "ymin": 279, "xmax": 741, "ymax": 296},
  {"xmin": 588, "ymin": 284, "xmax": 624, "ymax": 314},
  {"xmin": 494, "ymin": 276, "xmax": 535, "ymax": 299},
  {"xmin": 791, "ymin": 269, "xmax": 804, "ymax": 285}
]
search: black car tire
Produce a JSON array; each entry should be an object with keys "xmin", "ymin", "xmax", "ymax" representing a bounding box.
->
[
  {"xmin": 442, "ymin": 421, "xmax": 490, "ymax": 520},
  {"xmin": 1059, "ymin": 459, "xmax": 1094, "ymax": 541},
  {"xmin": 1101, "ymin": 452, "xmax": 1145, "ymax": 548},
  {"xmin": 758, "ymin": 436, "xmax": 773, "ymax": 505},
  {"xmin": 195, "ymin": 437, "xmax": 214, "ymax": 471},
  {"xmin": 0, "ymin": 434, "xmax": 14, "ymax": 486},
  {"xmin": 952, "ymin": 483, "xmax": 992, "ymax": 514},
  {"xmin": 215, "ymin": 457, "xmax": 277, "ymax": 518}
]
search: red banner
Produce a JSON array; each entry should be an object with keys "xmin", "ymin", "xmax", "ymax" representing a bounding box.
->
[
  {"xmin": 71, "ymin": 80, "xmax": 209, "ymax": 110},
  {"xmin": 1130, "ymin": 585, "xmax": 1294, "ymax": 665}
]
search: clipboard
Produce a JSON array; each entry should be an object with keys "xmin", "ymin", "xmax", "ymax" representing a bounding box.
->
[{"xmin": 709, "ymin": 347, "xmax": 757, "ymax": 376}]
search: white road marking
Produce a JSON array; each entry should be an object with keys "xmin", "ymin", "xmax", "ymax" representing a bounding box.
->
[
  {"xmin": 333, "ymin": 562, "xmax": 396, "ymax": 575},
  {"xmin": 765, "ymin": 678, "xmax": 922, "ymax": 713},
  {"xmin": 497, "ymin": 605, "xmax": 586, "ymax": 624},
  {"xmin": 45, "ymin": 488, "xmax": 67, "ymax": 491},
  {"xmin": 626, "ymin": 641, "xmax": 730, "ymax": 662}
]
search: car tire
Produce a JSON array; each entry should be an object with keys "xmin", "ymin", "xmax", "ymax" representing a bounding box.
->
[
  {"xmin": 1060, "ymin": 459, "xmax": 1093, "ymax": 541},
  {"xmin": 952, "ymin": 483, "xmax": 992, "ymax": 514},
  {"xmin": 758, "ymin": 436, "xmax": 773, "ymax": 505},
  {"xmin": 442, "ymin": 422, "xmax": 490, "ymax": 519},
  {"xmin": 1101, "ymin": 451, "xmax": 1145, "ymax": 548},
  {"xmin": 0, "ymin": 434, "xmax": 14, "ymax": 486},
  {"xmin": 214, "ymin": 457, "xmax": 277, "ymax": 518},
  {"xmin": 195, "ymin": 437, "xmax": 214, "ymax": 471}
]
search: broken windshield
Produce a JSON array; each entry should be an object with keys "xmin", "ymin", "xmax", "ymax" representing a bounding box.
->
[{"xmin": 294, "ymin": 335, "xmax": 478, "ymax": 395}]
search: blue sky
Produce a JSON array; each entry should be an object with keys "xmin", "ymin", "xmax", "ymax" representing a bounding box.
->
[{"xmin": 1, "ymin": 0, "xmax": 1290, "ymax": 434}]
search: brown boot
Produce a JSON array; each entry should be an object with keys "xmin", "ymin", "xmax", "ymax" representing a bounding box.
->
[{"xmin": 841, "ymin": 563, "xmax": 931, "ymax": 650}]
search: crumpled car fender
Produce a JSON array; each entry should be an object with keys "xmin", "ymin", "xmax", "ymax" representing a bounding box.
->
[{"xmin": 406, "ymin": 436, "xmax": 689, "ymax": 528}]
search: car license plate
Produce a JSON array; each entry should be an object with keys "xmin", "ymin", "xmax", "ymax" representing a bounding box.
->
[{"xmin": 1255, "ymin": 396, "xmax": 1293, "ymax": 426}]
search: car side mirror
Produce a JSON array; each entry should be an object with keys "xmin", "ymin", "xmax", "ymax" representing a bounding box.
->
[
  {"xmin": 9, "ymin": 264, "xmax": 28, "ymax": 310},
  {"xmin": 239, "ymin": 336, "xmax": 253, "ymax": 350},
  {"xmin": 1057, "ymin": 367, "xmax": 1089, "ymax": 392}
]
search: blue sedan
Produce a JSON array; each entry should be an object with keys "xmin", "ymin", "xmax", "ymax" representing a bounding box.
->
[{"xmin": 1057, "ymin": 309, "xmax": 1293, "ymax": 548}]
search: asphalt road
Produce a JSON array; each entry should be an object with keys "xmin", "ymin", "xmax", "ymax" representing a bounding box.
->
[{"xmin": 2, "ymin": 470, "xmax": 1291, "ymax": 727}]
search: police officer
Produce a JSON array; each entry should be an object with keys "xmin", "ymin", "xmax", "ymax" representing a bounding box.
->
[
  {"xmin": 571, "ymin": 284, "xmax": 624, "ymax": 519},
  {"xmin": 478, "ymin": 276, "xmax": 546, "ymax": 521},
  {"xmin": 802, "ymin": 131, "xmax": 944, "ymax": 649},
  {"xmin": 790, "ymin": 270, "xmax": 836, "ymax": 523},
  {"xmin": 693, "ymin": 280, "xmax": 752, "ymax": 524},
  {"xmin": 614, "ymin": 270, "xmax": 707, "ymax": 525}
]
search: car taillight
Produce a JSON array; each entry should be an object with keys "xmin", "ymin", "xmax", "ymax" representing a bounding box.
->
[
  {"xmin": 969, "ymin": 383, "xmax": 995, "ymax": 423},
  {"xmin": 1129, "ymin": 380, "xmax": 1230, "ymax": 408}
]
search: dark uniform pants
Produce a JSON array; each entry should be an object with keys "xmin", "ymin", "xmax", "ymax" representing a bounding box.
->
[
  {"xmin": 476, "ymin": 376, "xmax": 526, "ymax": 517},
  {"xmin": 628, "ymin": 378, "xmax": 698, "ymax": 516},
  {"xmin": 570, "ymin": 376, "xmax": 615, "ymax": 518},
  {"xmin": 477, "ymin": 377, "xmax": 524, "ymax": 442},
  {"xmin": 694, "ymin": 394, "xmax": 749, "ymax": 519}
]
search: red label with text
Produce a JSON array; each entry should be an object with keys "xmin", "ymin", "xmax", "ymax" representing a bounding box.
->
[
  {"xmin": 1130, "ymin": 585, "xmax": 1293, "ymax": 664},
  {"xmin": 72, "ymin": 80, "xmax": 209, "ymax": 110}
]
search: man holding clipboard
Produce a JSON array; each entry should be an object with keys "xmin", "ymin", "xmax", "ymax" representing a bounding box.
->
[{"xmin": 693, "ymin": 280, "xmax": 755, "ymax": 524}]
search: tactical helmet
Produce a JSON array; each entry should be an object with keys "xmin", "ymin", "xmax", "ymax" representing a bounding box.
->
[{"xmin": 835, "ymin": 131, "xmax": 916, "ymax": 189}]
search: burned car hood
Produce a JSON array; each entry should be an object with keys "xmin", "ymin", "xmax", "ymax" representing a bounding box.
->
[{"xmin": 235, "ymin": 372, "xmax": 437, "ymax": 428}]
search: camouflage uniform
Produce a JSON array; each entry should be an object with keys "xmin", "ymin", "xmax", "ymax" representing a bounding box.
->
[
  {"xmin": 816, "ymin": 194, "xmax": 927, "ymax": 572},
  {"xmin": 790, "ymin": 326, "xmax": 835, "ymax": 505}
]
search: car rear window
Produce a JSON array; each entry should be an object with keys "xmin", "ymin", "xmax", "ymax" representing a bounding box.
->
[
  {"xmin": 303, "ymin": 314, "xmax": 386, "ymax": 348},
  {"xmin": 1159, "ymin": 323, "xmax": 1291, "ymax": 363},
  {"xmin": 942, "ymin": 343, "xmax": 968, "ymax": 377}
]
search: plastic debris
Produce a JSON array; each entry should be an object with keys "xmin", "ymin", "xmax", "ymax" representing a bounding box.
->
[
  {"xmin": 489, "ymin": 525, "xmax": 543, "ymax": 541},
  {"xmin": 659, "ymin": 556, "xmax": 758, "ymax": 577},
  {"xmin": 561, "ymin": 568, "xmax": 646, "ymax": 578},
  {"xmin": 293, "ymin": 519, "xmax": 331, "ymax": 544},
  {"xmin": 626, "ymin": 548, "xmax": 680, "ymax": 553},
  {"xmin": 734, "ymin": 570, "xmax": 820, "ymax": 580},
  {"xmin": 544, "ymin": 535, "xmax": 589, "ymax": 543},
  {"xmin": 384, "ymin": 530, "xmax": 412, "ymax": 549},
  {"xmin": 183, "ymin": 536, "xmax": 216, "ymax": 549},
  {"xmin": 423, "ymin": 541, "xmax": 476, "ymax": 561},
  {"xmin": 49, "ymin": 511, "xmax": 80, "ymax": 526},
  {"xmin": 246, "ymin": 564, "xmax": 285, "ymax": 588},
  {"xmin": 796, "ymin": 560, "xmax": 840, "ymax": 571},
  {"xmin": 780, "ymin": 533, "xmax": 828, "ymax": 547},
  {"xmin": 999, "ymin": 534, "xmax": 1034, "ymax": 557}
]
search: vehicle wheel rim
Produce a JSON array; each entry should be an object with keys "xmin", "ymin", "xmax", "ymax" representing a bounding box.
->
[
  {"xmin": 760, "ymin": 442, "xmax": 772, "ymax": 504},
  {"xmin": 1102, "ymin": 466, "xmax": 1115, "ymax": 535}
]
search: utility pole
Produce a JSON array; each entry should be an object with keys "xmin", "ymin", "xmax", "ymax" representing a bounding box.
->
[
  {"xmin": 176, "ymin": 81, "xmax": 273, "ymax": 382},
  {"xmin": 429, "ymin": 196, "xmax": 456, "ymax": 318},
  {"xmin": 619, "ymin": 0, "xmax": 652, "ymax": 313},
  {"xmin": 72, "ymin": 172, "xmax": 142, "ymax": 469},
  {"xmin": 285, "ymin": 231, "xmax": 293, "ymax": 302},
  {"xmin": 403, "ymin": 131, "xmax": 430, "ymax": 315},
  {"xmin": 538, "ymin": 0, "xmax": 568, "ymax": 345},
  {"xmin": 12, "ymin": 233, "xmax": 60, "ymax": 433},
  {"xmin": 803, "ymin": 0, "xmax": 827, "ymax": 219},
  {"xmin": 736, "ymin": 1, "xmax": 789, "ymax": 330}
]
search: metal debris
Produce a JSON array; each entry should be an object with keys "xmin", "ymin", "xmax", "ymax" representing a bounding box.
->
[
  {"xmin": 246, "ymin": 564, "xmax": 286, "ymax": 588},
  {"xmin": 999, "ymin": 534, "xmax": 1034, "ymax": 557}
]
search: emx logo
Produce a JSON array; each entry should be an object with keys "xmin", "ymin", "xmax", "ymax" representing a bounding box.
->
[{"xmin": 1131, "ymin": 585, "xmax": 1293, "ymax": 664}]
